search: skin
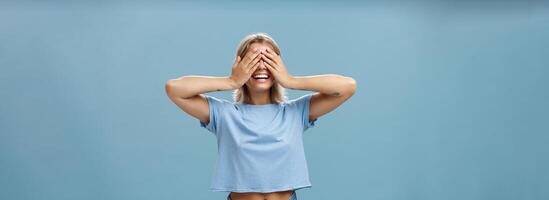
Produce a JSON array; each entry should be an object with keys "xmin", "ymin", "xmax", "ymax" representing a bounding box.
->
[{"xmin": 165, "ymin": 42, "xmax": 357, "ymax": 200}]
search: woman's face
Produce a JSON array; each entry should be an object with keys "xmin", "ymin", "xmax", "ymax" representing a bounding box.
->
[{"xmin": 244, "ymin": 42, "xmax": 275, "ymax": 93}]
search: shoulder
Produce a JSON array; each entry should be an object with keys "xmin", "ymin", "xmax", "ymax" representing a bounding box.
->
[
  {"xmin": 203, "ymin": 95, "xmax": 231, "ymax": 103},
  {"xmin": 203, "ymin": 95, "xmax": 236, "ymax": 109},
  {"xmin": 285, "ymin": 93, "xmax": 314, "ymax": 107},
  {"xmin": 282, "ymin": 93, "xmax": 314, "ymax": 114}
]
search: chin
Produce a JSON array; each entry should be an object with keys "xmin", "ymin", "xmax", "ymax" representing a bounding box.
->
[
  {"xmin": 249, "ymin": 85, "xmax": 273, "ymax": 92},
  {"xmin": 246, "ymin": 78, "xmax": 274, "ymax": 91},
  {"xmin": 246, "ymin": 84, "xmax": 272, "ymax": 92}
]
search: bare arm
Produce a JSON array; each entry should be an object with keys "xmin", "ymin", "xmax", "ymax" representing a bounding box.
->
[
  {"xmin": 261, "ymin": 48, "xmax": 357, "ymax": 122},
  {"xmin": 165, "ymin": 76, "xmax": 237, "ymax": 124},
  {"xmin": 286, "ymin": 75, "xmax": 356, "ymax": 121},
  {"xmin": 165, "ymin": 48, "xmax": 262, "ymax": 124},
  {"xmin": 166, "ymin": 76, "xmax": 237, "ymax": 99}
]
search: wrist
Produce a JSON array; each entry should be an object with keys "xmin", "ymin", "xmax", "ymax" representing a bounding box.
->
[
  {"xmin": 283, "ymin": 75, "xmax": 298, "ymax": 89},
  {"xmin": 225, "ymin": 76, "xmax": 240, "ymax": 90}
]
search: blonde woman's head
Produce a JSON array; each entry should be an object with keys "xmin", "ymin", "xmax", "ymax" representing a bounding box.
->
[{"xmin": 232, "ymin": 32, "xmax": 288, "ymax": 104}]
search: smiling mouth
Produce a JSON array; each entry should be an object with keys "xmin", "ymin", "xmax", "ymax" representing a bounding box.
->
[{"xmin": 252, "ymin": 74, "xmax": 270, "ymax": 80}]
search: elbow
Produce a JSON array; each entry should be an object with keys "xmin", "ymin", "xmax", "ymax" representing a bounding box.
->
[
  {"xmin": 332, "ymin": 76, "xmax": 356, "ymax": 97},
  {"xmin": 344, "ymin": 77, "xmax": 356, "ymax": 97},
  {"xmin": 166, "ymin": 78, "xmax": 195, "ymax": 99},
  {"xmin": 165, "ymin": 79, "xmax": 176, "ymax": 98}
]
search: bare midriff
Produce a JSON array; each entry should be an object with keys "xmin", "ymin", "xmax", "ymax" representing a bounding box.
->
[{"xmin": 229, "ymin": 190, "xmax": 294, "ymax": 200}]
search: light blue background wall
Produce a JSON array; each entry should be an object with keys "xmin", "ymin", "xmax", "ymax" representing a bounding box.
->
[{"xmin": 1, "ymin": 1, "xmax": 548, "ymax": 199}]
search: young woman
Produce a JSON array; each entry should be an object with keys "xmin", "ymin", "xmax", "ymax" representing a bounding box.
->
[{"xmin": 165, "ymin": 32, "xmax": 356, "ymax": 200}]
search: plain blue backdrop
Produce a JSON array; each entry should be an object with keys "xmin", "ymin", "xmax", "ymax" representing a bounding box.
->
[{"xmin": 1, "ymin": 1, "xmax": 548, "ymax": 199}]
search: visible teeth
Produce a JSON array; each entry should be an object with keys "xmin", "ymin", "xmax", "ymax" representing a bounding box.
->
[{"xmin": 254, "ymin": 74, "xmax": 268, "ymax": 79}]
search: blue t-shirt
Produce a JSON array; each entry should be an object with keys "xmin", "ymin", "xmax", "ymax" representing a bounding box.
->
[{"xmin": 199, "ymin": 93, "xmax": 318, "ymax": 193}]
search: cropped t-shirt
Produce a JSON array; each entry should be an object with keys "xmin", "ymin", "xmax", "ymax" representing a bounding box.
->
[{"xmin": 199, "ymin": 93, "xmax": 318, "ymax": 193}]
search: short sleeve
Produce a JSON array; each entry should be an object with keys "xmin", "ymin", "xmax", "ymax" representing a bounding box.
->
[
  {"xmin": 295, "ymin": 93, "xmax": 317, "ymax": 131},
  {"xmin": 199, "ymin": 95, "xmax": 225, "ymax": 135}
]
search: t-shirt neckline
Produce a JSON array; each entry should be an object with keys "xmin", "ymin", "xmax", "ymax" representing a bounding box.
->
[{"xmin": 239, "ymin": 102, "xmax": 280, "ymax": 108}]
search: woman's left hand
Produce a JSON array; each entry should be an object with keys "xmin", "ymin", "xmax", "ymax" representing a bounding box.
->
[{"xmin": 260, "ymin": 48, "xmax": 294, "ymax": 88}]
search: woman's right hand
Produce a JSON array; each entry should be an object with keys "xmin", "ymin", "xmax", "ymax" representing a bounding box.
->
[{"xmin": 229, "ymin": 48, "xmax": 262, "ymax": 89}]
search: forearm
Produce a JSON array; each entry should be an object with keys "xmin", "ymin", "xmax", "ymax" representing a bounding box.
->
[
  {"xmin": 165, "ymin": 75, "xmax": 237, "ymax": 99},
  {"xmin": 285, "ymin": 74, "xmax": 357, "ymax": 96}
]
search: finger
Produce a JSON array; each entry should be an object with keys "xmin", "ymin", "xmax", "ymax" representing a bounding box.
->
[
  {"xmin": 243, "ymin": 51, "xmax": 261, "ymax": 67},
  {"xmin": 263, "ymin": 48, "xmax": 281, "ymax": 64},
  {"xmin": 246, "ymin": 54, "xmax": 261, "ymax": 72},
  {"xmin": 248, "ymin": 53, "xmax": 262, "ymax": 69},
  {"xmin": 263, "ymin": 59, "xmax": 278, "ymax": 72},
  {"xmin": 233, "ymin": 56, "xmax": 241, "ymax": 67},
  {"xmin": 265, "ymin": 47, "xmax": 279, "ymax": 57},
  {"xmin": 262, "ymin": 48, "xmax": 276, "ymax": 60},
  {"xmin": 242, "ymin": 48, "xmax": 260, "ymax": 66},
  {"xmin": 261, "ymin": 54, "xmax": 278, "ymax": 69},
  {"xmin": 247, "ymin": 59, "xmax": 261, "ymax": 73},
  {"xmin": 241, "ymin": 51, "xmax": 254, "ymax": 66}
]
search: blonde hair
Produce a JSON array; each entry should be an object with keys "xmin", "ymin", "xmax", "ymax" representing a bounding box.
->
[{"xmin": 232, "ymin": 32, "xmax": 288, "ymax": 104}]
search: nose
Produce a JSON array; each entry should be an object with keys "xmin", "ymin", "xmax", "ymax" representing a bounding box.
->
[{"xmin": 258, "ymin": 60, "xmax": 267, "ymax": 70}]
